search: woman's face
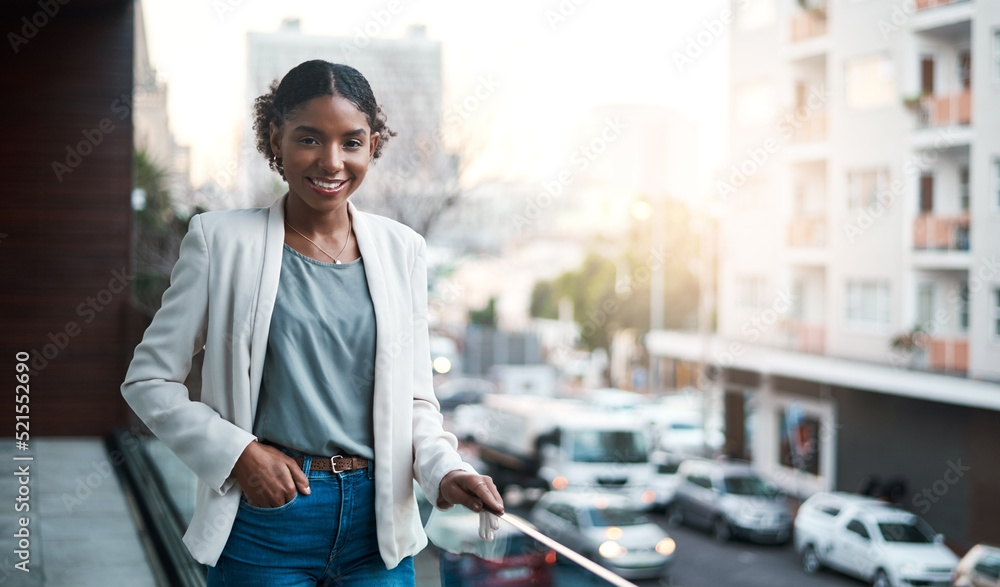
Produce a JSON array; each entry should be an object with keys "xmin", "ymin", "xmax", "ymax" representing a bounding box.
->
[{"xmin": 270, "ymin": 94, "xmax": 380, "ymax": 214}]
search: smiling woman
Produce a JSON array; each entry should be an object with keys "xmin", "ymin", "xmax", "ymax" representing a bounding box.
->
[{"xmin": 121, "ymin": 60, "xmax": 503, "ymax": 587}]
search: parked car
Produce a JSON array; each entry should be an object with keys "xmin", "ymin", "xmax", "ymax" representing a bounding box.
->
[
  {"xmin": 424, "ymin": 505, "xmax": 554, "ymax": 586},
  {"xmin": 435, "ymin": 378, "xmax": 497, "ymax": 413},
  {"xmin": 648, "ymin": 451, "xmax": 683, "ymax": 513},
  {"xmin": 953, "ymin": 544, "xmax": 1000, "ymax": 587},
  {"xmin": 668, "ymin": 458, "xmax": 791, "ymax": 544},
  {"xmin": 528, "ymin": 491, "xmax": 676, "ymax": 580},
  {"xmin": 795, "ymin": 491, "xmax": 958, "ymax": 587}
]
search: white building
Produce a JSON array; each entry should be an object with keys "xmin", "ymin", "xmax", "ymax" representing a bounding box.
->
[
  {"xmin": 715, "ymin": 0, "xmax": 999, "ymax": 379},
  {"xmin": 648, "ymin": 0, "xmax": 1000, "ymax": 550}
]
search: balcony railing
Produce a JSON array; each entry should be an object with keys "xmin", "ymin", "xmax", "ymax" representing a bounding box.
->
[
  {"xmin": 781, "ymin": 320, "xmax": 825, "ymax": 354},
  {"xmin": 788, "ymin": 216, "xmax": 827, "ymax": 247},
  {"xmin": 790, "ymin": 7, "xmax": 827, "ymax": 43},
  {"xmin": 914, "ymin": 89, "xmax": 972, "ymax": 128},
  {"xmin": 912, "ymin": 213, "xmax": 970, "ymax": 251},
  {"xmin": 915, "ymin": 0, "xmax": 968, "ymax": 10},
  {"xmin": 926, "ymin": 335, "xmax": 968, "ymax": 372}
]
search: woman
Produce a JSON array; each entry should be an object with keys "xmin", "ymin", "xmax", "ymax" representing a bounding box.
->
[{"xmin": 122, "ymin": 60, "xmax": 503, "ymax": 586}]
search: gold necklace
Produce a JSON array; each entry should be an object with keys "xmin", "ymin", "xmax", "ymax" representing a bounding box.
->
[{"xmin": 284, "ymin": 217, "xmax": 352, "ymax": 264}]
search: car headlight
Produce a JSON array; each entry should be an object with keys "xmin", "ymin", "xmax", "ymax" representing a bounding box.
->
[
  {"xmin": 655, "ymin": 538, "xmax": 676, "ymax": 556},
  {"xmin": 598, "ymin": 541, "xmax": 627, "ymax": 559}
]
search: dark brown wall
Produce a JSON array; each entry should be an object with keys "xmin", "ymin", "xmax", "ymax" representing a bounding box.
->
[
  {"xmin": 833, "ymin": 387, "xmax": 1000, "ymax": 552},
  {"xmin": 1, "ymin": 0, "xmax": 137, "ymax": 435}
]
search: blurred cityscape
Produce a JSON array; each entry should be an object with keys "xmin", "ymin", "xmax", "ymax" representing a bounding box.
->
[{"xmin": 2, "ymin": 0, "xmax": 999, "ymax": 586}]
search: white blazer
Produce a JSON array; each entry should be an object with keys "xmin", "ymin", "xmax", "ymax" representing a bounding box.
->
[{"xmin": 121, "ymin": 194, "xmax": 473, "ymax": 568}]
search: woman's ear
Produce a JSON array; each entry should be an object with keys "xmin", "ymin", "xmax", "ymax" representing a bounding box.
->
[
  {"xmin": 369, "ymin": 132, "xmax": 380, "ymax": 159},
  {"xmin": 269, "ymin": 122, "xmax": 282, "ymax": 158}
]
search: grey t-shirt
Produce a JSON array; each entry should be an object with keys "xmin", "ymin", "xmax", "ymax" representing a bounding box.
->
[{"xmin": 254, "ymin": 243, "xmax": 376, "ymax": 459}]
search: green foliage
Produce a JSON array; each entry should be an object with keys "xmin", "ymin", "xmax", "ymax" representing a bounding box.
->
[
  {"xmin": 469, "ymin": 297, "xmax": 498, "ymax": 326},
  {"xmin": 132, "ymin": 149, "xmax": 195, "ymax": 315},
  {"xmin": 529, "ymin": 198, "xmax": 705, "ymax": 351}
]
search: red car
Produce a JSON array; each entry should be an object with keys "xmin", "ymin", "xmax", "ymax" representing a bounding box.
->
[{"xmin": 425, "ymin": 508, "xmax": 554, "ymax": 586}]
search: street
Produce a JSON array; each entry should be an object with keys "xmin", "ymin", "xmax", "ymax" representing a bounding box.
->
[
  {"xmin": 626, "ymin": 516, "xmax": 866, "ymax": 587},
  {"xmin": 417, "ymin": 507, "xmax": 869, "ymax": 587}
]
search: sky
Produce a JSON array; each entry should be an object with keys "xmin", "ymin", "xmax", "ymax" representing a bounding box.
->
[{"xmin": 141, "ymin": 0, "xmax": 730, "ymax": 196}]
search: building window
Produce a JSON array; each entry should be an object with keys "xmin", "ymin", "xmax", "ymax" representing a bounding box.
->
[
  {"xmin": 994, "ymin": 158, "xmax": 1000, "ymax": 210},
  {"xmin": 959, "ymin": 165, "xmax": 969, "ymax": 211},
  {"xmin": 847, "ymin": 168, "xmax": 889, "ymax": 210},
  {"xmin": 737, "ymin": 0, "xmax": 776, "ymax": 31},
  {"xmin": 994, "ymin": 289, "xmax": 1000, "ymax": 339},
  {"xmin": 738, "ymin": 276, "xmax": 767, "ymax": 311},
  {"xmin": 959, "ymin": 282, "xmax": 969, "ymax": 333},
  {"xmin": 919, "ymin": 173, "xmax": 934, "ymax": 213},
  {"xmin": 917, "ymin": 283, "xmax": 935, "ymax": 331},
  {"xmin": 994, "ymin": 28, "xmax": 1000, "ymax": 84},
  {"xmin": 845, "ymin": 280, "xmax": 891, "ymax": 329},
  {"xmin": 845, "ymin": 54, "xmax": 896, "ymax": 109}
]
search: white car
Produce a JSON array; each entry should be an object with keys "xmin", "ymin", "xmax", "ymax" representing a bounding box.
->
[
  {"xmin": 528, "ymin": 491, "xmax": 676, "ymax": 580},
  {"xmin": 795, "ymin": 491, "xmax": 958, "ymax": 587}
]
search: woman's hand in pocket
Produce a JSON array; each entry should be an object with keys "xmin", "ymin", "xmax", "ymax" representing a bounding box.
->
[{"xmin": 233, "ymin": 441, "xmax": 310, "ymax": 508}]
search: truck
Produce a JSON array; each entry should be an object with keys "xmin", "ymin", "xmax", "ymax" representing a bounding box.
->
[
  {"xmin": 475, "ymin": 394, "xmax": 656, "ymax": 506},
  {"xmin": 794, "ymin": 491, "xmax": 958, "ymax": 587}
]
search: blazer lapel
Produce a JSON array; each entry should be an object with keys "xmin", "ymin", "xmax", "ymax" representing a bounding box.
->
[{"xmin": 247, "ymin": 194, "xmax": 288, "ymax": 421}]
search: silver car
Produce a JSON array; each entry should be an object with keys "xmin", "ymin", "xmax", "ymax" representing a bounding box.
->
[
  {"xmin": 669, "ymin": 458, "xmax": 792, "ymax": 544},
  {"xmin": 529, "ymin": 491, "xmax": 677, "ymax": 580}
]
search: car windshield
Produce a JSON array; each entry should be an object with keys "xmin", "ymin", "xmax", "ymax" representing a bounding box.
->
[
  {"xmin": 723, "ymin": 475, "xmax": 777, "ymax": 497},
  {"xmin": 588, "ymin": 507, "xmax": 650, "ymax": 527},
  {"xmin": 878, "ymin": 518, "xmax": 935, "ymax": 543},
  {"xmin": 570, "ymin": 431, "xmax": 647, "ymax": 463}
]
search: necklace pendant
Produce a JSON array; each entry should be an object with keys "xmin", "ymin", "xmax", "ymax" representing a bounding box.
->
[{"xmin": 334, "ymin": 260, "xmax": 342, "ymax": 265}]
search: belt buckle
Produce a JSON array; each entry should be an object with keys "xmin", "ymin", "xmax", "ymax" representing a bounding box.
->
[{"xmin": 330, "ymin": 455, "xmax": 346, "ymax": 473}]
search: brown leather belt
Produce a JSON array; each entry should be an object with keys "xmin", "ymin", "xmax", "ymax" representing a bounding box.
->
[{"xmin": 294, "ymin": 455, "xmax": 369, "ymax": 473}]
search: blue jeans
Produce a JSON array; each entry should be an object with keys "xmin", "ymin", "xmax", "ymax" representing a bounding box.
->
[{"xmin": 207, "ymin": 454, "xmax": 414, "ymax": 586}]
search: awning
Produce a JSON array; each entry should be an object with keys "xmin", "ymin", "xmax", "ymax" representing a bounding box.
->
[{"xmin": 645, "ymin": 329, "xmax": 1000, "ymax": 412}]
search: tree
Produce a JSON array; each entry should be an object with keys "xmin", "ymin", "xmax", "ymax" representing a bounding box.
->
[
  {"xmin": 529, "ymin": 198, "xmax": 704, "ymax": 352},
  {"xmin": 132, "ymin": 149, "xmax": 202, "ymax": 315}
]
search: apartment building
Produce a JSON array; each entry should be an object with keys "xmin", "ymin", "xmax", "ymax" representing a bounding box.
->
[{"xmin": 648, "ymin": 0, "xmax": 1000, "ymax": 549}]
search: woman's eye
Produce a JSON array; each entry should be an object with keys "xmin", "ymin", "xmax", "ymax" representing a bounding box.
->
[
  {"xmin": 345, "ymin": 139, "xmax": 363, "ymax": 149},
  {"xmin": 299, "ymin": 137, "xmax": 319, "ymax": 145}
]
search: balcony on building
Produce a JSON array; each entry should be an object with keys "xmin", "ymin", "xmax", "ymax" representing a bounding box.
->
[
  {"xmin": 790, "ymin": 5, "xmax": 826, "ymax": 42},
  {"xmin": 787, "ymin": 4, "xmax": 828, "ymax": 60},
  {"xmin": 788, "ymin": 216, "xmax": 827, "ymax": 248},
  {"xmin": 925, "ymin": 335, "xmax": 969, "ymax": 373},
  {"xmin": 780, "ymin": 319, "xmax": 826, "ymax": 354},
  {"xmin": 913, "ymin": 212, "xmax": 970, "ymax": 252},
  {"xmin": 911, "ymin": 90, "xmax": 971, "ymax": 128},
  {"xmin": 915, "ymin": 0, "xmax": 971, "ymax": 12}
]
